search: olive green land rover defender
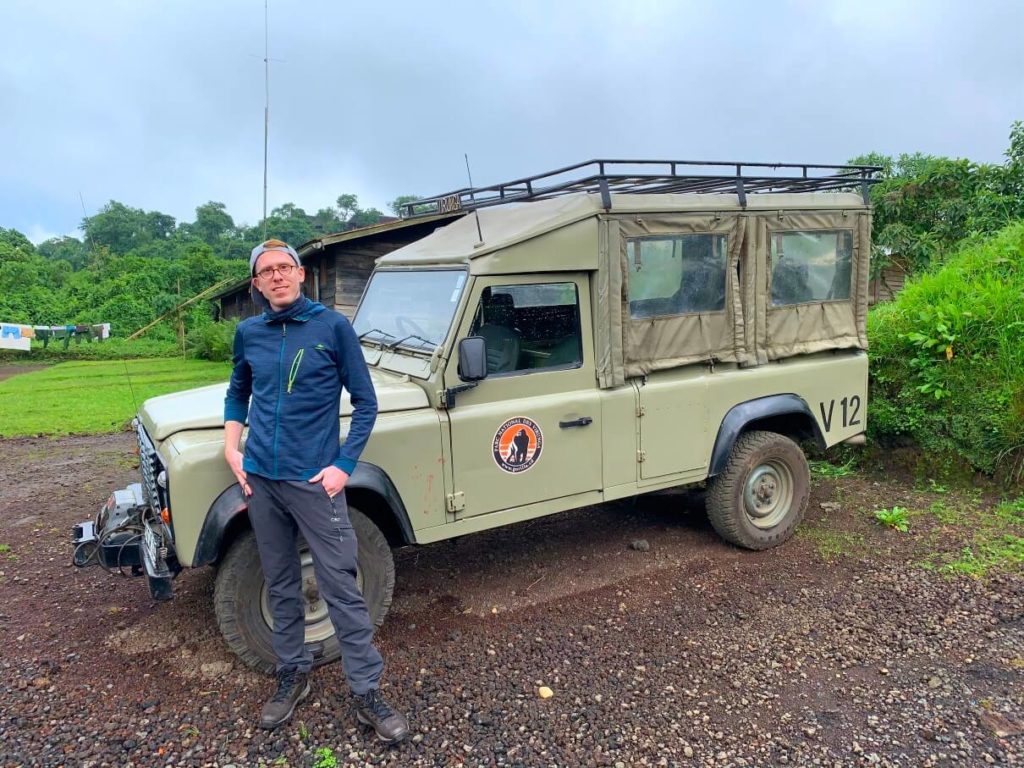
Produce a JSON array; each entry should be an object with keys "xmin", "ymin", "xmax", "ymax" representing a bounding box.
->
[{"xmin": 73, "ymin": 160, "xmax": 878, "ymax": 673}]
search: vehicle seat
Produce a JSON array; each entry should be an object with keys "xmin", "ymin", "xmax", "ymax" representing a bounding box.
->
[
  {"xmin": 771, "ymin": 258, "xmax": 813, "ymax": 305},
  {"xmin": 682, "ymin": 266, "xmax": 726, "ymax": 313},
  {"xmin": 476, "ymin": 293, "xmax": 521, "ymax": 373},
  {"xmin": 545, "ymin": 334, "xmax": 581, "ymax": 367}
]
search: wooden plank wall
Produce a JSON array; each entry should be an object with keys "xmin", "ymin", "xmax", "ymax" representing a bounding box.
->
[
  {"xmin": 220, "ymin": 287, "xmax": 257, "ymax": 321},
  {"xmin": 217, "ymin": 218, "xmax": 459, "ymax": 321},
  {"xmin": 319, "ymin": 258, "xmax": 335, "ymax": 308},
  {"xmin": 329, "ymin": 239, "xmax": 412, "ymax": 319},
  {"xmin": 868, "ymin": 266, "xmax": 908, "ymax": 305}
]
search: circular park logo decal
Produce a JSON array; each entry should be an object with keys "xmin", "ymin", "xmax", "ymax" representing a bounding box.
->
[{"xmin": 492, "ymin": 417, "xmax": 543, "ymax": 473}]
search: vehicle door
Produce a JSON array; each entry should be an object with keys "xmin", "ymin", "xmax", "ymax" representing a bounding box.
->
[
  {"xmin": 444, "ymin": 273, "xmax": 602, "ymax": 518},
  {"xmin": 617, "ymin": 220, "xmax": 743, "ymax": 480}
]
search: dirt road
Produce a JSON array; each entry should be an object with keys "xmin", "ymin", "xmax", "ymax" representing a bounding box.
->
[
  {"xmin": 0, "ymin": 365, "xmax": 49, "ymax": 383},
  {"xmin": 0, "ymin": 434, "xmax": 1021, "ymax": 767}
]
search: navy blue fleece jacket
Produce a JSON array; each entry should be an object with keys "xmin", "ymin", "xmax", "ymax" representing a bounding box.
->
[{"xmin": 223, "ymin": 296, "xmax": 378, "ymax": 480}]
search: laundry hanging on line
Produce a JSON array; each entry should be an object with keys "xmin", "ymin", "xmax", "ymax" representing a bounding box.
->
[{"xmin": 0, "ymin": 323, "xmax": 111, "ymax": 351}]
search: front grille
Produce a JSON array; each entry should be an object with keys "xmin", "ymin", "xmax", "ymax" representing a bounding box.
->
[{"xmin": 136, "ymin": 422, "xmax": 168, "ymax": 512}]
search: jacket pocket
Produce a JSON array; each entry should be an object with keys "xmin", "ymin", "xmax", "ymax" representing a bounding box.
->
[{"xmin": 286, "ymin": 348, "xmax": 305, "ymax": 394}]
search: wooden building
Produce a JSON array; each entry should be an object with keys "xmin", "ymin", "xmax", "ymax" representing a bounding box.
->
[
  {"xmin": 868, "ymin": 265, "xmax": 909, "ymax": 305},
  {"xmin": 215, "ymin": 212, "xmax": 463, "ymax": 321}
]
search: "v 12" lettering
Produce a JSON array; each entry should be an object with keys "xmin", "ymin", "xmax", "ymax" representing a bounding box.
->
[{"xmin": 819, "ymin": 395, "xmax": 862, "ymax": 432}]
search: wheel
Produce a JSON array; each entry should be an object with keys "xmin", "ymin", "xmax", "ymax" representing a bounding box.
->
[
  {"xmin": 213, "ymin": 506, "xmax": 395, "ymax": 675},
  {"xmin": 705, "ymin": 430, "xmax": 810, "ymax": 550}
]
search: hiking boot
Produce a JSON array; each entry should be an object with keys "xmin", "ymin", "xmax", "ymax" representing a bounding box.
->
[
  {"xmin": 352, "ymin": 689, "xmax": 409, "ymax": 743},
  {"xmin": 259, "ymin": 669, "xmax": 311, "ymax": 730}
]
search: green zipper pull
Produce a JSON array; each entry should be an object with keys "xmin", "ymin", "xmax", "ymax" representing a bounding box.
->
[{"xmin": 287, "ymin": 348, "xmax": 304, "ymax": 394}]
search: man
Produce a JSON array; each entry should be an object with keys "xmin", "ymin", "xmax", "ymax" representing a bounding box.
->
[{"xmin": 223, "ymin": 238, "xmax": 409, "ymax": 743}]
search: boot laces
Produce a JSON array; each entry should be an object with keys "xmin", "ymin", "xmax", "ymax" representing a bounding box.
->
[
  {"xmin": 271, "ymin": 670, "xmax": 300, "ymax": 702},
  {"xmin": 362, "ymin": 689, "xmax": 394, "ymax": 719}
]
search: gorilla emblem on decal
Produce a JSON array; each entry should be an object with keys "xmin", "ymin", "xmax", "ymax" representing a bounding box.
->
[{"xmin": 492, "ymin": 417, "xmax": 543, "ymax": 473}]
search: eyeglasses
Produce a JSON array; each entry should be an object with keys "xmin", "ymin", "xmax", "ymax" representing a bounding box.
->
[{"xmin": 255, "ymin": 264, "xmax": 297, "ymax": 280}]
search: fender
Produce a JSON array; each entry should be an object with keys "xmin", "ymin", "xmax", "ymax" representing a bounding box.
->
[
  {"xmin": 707, "ymin": 394, "xmax": 823, "ymax": 478},
  {"xmin": 192, "ymin": 461, "xmax": 414, "ymax": 567}
]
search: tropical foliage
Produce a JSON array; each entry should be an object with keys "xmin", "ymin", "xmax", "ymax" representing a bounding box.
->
[
  {"xmin": 868, "ymin": 221, "xmax": 1024, "ymax": 478},
  {"xmin": 3, "ymin": 125, "xmax": 1023, "ymax": 479},
  {"xmin": 852, "ymin": 121, "xmax": 1024, "ymax": 276},
  {"xmin": 854, "ymin": 123, "xmax": 1024, "ymax": 480},
  {"xmin": 0, "ymin": 192, "xmax": 413, "ymax": 344}
]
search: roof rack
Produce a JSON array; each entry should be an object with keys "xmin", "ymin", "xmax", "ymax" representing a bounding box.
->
[{"xmin": 401, "ymin": 159, "xmax": 882, "ymax": 218}]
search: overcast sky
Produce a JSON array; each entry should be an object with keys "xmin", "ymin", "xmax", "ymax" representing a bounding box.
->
[{"xmin": 2, "ymin": 0, "xmax": 1022, "ymax": 244}]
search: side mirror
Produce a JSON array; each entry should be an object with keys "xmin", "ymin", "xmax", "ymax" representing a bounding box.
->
[{"xmin": 457, "ymin": 337, "xmax": 488, "ymax": 381}]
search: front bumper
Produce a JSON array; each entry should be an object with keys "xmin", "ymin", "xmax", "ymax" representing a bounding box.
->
[{"xmin": 72, "ymin": 483, "xmax": 180, "ymax": 600}]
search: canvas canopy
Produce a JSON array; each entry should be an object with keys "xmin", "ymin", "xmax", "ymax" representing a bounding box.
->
[
  {"xmin": 380, "ymin": 192, "xmax": 871, "ymax": 388},
  {"xmin": 594, "ymin": 202, "xmax": 870, "ymax": 386}
]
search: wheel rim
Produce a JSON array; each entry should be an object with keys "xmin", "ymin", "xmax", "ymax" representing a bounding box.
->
[
  {"xmin": 742, "ymin": 460, "xmax": 794, "ymax": 529},
  {"xmin": 260, "ymin": 547, "xmax": 364, "ymax": 643}
]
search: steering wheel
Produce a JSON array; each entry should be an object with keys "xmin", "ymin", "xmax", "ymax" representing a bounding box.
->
[{"xmin": 394, "ymin": 315, "xmax": 428, "ymax": 339}]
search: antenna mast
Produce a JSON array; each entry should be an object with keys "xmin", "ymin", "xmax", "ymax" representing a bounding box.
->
[
  {"xmin": 262, "ymin": 0, "xmax": 270, "ymax": 241},
  {"xmin": 464, "ymin": 153, "xmax": 484, "ymax": 244}
]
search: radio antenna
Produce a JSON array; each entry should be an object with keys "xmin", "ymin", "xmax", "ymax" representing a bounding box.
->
[
  {"xmin": 464, "ymin": 153, "xmax": 484, "ymax": 245},
  {"xmin": 262, "ymin": 0, "xmax": 270, "ymax": 241},
  {"xmin": 122, "ymin": 359, "xmax": 139, "ymax": 416}
]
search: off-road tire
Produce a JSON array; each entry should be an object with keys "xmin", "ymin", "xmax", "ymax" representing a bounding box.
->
[
  {"xmin": 213, "ymin": 506, "xmax": 395, "ymax": 675},
  {"xmin": 705, "ymin": 430, "xmax": 810, "ymax": 550}
]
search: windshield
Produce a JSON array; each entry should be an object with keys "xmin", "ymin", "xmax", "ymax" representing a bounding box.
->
[{"xmin": 353, "ymin": 269, "xmax": 466, "ymax": 352}]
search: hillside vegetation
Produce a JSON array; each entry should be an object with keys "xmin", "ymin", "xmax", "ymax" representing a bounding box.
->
[
  {"xmin": 0, "ymin": 193, "xmax": 413, "ymax": 349},
  {"xmin": 868, "ymin": 221, "xmax": 1024, "ymax": 479},
  {"xmin": 2, "ymin": 126, "xmax": 1022, "ymax": 477}
]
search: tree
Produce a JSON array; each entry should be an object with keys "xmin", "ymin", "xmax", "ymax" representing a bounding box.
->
[
  {"xmin": 0, "ymin": 233, "xmax": 60, "ymax": 324},
  {"xmin": 145, "ymin": 211, "xmax": 176, "ymax": 241},
  {"xmin": 82, "ymin": 201, "xmax": 177, "ymax": 255},
  {"xmin": 37, "ymin": 236, "xmax": 88, "ymax": 269},
  {"xmin": 333, "ymin": 193, "xmax": 385, "ymax": 229},
  {"xmin": 335, "ymin": 194, "xmax": 359, "ymax": 222},
  {"xmin": 389, "ymin": 195, "xmax": 423, "ymax": 217},
  {"xmin": 258, "ymin": 203, "xmax": 316, "ymax": 247},
  {"xmin": 850, "ymin": 124, "xmax": 1024, "ymax": 276},
  {"xmin": 0, "ymin": 227, "xmax": 35, "ymax": 254},
  {"xmin": 347, "ymin": 207, "xmax": 383, "ymax": 230},
  {"xmin": 311, "ymin": 207, "xmax": 344, "ymax": 235},
  {"xmin": 190, "ymin": 201, "xmax": 236, "ymax": 245},
  {"xmin": 1005, "ymin": 120, "xmax": 1023, "ymax": 167},
  {"xmin": 1003, "ymin": 120, "xmax": 1024, "ymax": 201},
  {"xmin": 330, "ymin": 193, "xmax": 390, "ymax": 230}
]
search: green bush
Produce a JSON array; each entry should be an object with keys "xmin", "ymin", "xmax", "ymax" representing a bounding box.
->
[
  {"xmin": 187, "ymin": 319, "xmax": 238, "ymax": 362},
  {"xmin": 868, "ymin": 221, "xmax": 1024, "ymax": 478}
]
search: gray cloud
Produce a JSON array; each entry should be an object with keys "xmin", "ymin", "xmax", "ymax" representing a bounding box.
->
[{"xmin": 2, "ymin": 0, "xmax": 1022, "ymax": 242}]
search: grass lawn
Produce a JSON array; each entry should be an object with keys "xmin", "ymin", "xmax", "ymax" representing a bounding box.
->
[{"xmin": 0, "ymin": 358, "xmax": 232, "ymax": 437}]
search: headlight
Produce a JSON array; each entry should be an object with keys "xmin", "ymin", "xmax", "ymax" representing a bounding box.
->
[{"xmin": 157, "ymin": 470, "xmax": 167, "ymax": 489}]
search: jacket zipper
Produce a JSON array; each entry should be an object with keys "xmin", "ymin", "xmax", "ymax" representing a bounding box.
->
[
  {"xmin": 287, "ymin": 348, "xmax": 304, "ymax": 394},
  {"xmin": 273, "ymin": 323, "xmax": 286, "ymax": 477}
]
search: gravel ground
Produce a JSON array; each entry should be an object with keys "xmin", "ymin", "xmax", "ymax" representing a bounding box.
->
[{"xmin": 0, "ymin": 433, "xmax": 1022, "ymax": 768}]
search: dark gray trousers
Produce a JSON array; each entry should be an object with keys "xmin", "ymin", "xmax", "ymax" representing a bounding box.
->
[{"xmin": 247, "ymin": 474, "xmax": 384, "ymax": 694}]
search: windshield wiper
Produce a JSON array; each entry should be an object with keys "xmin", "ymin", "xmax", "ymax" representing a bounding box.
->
[
  {"xmin": 357, "ymin": 328, "xmax": 397, "ymax": 345},
  {"xmin": 386, "ymin": 334, "xmax": 438, "ymax": 351}
]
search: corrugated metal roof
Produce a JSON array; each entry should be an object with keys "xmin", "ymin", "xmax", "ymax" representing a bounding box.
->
[{"xmin": 295, "ymin": 211, "xmax": 463, "ymax": 256}]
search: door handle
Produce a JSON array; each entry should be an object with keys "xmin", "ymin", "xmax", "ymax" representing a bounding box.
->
[{"xmin": 559, "ymin": 416, "xmax": 593, "ymax": 429}]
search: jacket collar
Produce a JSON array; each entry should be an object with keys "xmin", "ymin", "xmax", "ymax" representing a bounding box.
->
[{"xmin": 262, "ymin": 295, "xmax": 326, "ymax": 324}]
